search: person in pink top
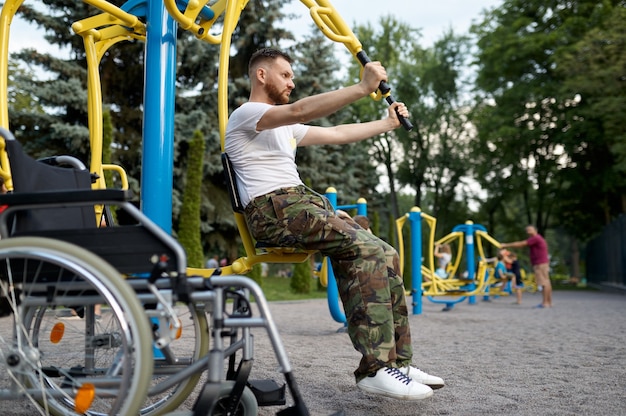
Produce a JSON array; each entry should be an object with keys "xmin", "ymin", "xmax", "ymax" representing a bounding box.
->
[{"xmin": 500, "ymin": 225, "xmax": 553, "ymax": 308}]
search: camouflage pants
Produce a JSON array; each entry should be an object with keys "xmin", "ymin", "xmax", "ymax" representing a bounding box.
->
[{"xmin": 245, "ymin": 186, "xmax": 413, "ymax": 382}]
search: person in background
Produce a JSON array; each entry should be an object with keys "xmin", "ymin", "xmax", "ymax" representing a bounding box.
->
[
  {"xmin": 501, "ymin": 225, "xmax": 552, "ymax": 308},
  {"xmin": 206, "ymin": 254, "xmax": 219, "ymax": 269},
  {"xmin": 493, "ymin": 250, "xmax": 514, "ymax": 290},
  {"xmin": 434, "ymin": 243, "xmax": 452, "ymax": 278},
  {"xmin": 504, "ymin": 250, "xmax": 524, "ymax": 305}
]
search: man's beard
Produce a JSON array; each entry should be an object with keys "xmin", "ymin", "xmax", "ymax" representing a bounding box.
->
[{"xmin": 265, "ymin": 82, "xmax": 290, "ymax": 104}]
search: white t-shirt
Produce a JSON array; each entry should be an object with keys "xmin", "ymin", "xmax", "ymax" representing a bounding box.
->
[
  {"xmin": 225, "ymin": 102, "xmax": 310, "ymax": 207},
  {"xmin": 438, "ymin": 252, "xmax": 452, "ymax": 269}
]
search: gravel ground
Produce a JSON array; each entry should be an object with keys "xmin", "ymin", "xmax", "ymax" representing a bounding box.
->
[
  {"xmin": 248, "ymin": 289, "xmax": 626, "ymax": 416},
  {"xmin": 2, "ymin": 289, "xmax": 625, "ymax": 415}
]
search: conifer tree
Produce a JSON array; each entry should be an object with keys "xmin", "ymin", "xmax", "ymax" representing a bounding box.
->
[
  {"xmin": 290, "ymin": 260, "xmax": 311, "ymax": 294},
  {"xmin": 177, "ymin": 130, "xmax": 205, "ymax": 268}
]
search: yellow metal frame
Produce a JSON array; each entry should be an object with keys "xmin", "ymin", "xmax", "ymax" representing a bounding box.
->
[
  {"xmin": 395, "ymin": 207, "xmax": 505, "ymax": 297},
  {"xmin": 0, "ymin": 0, "xmax": 133, "ymax": 217},
  {"xmin": 71, "ymin": 0, "xmax": 143, "ymax": 193},
  {"xmin": 0, "ymin": 0, "xmax": 26, "ymax": 189},
  {"xmin": 396, "ymin": 209, "xmax": 465, "ymax": 278},
  {"xmin": 163, "ymin": 0, "xmax": 238, "ymax": 45},
  {"xmin": 301, "ymin": 0, "xmax": 385, "ymax": 101},
  {"xmin": 423, "ymin": 259, "xmax": 494, "ymax": 298}
]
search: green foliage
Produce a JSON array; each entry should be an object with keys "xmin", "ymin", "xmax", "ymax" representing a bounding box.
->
[
  {"xmin": 554, "ymin": 4, "xmax": 626, "ymax": 238},
  {"xmin": 470, "ymin": 0, "xmax": 624, "ymax": 243},
  {"xmin": 11, "ymin": 1, "xmax": 142, "ymax": 166},
  {"xmin": 7, "ymin": 61, "xmax": 44, "ymax": 114},
  {"xmin": 370, "ymin": 210, "xmax": 380, "ymax": 237},
  {"xmin": 347, "ymin": 16, "xmax": 423, "ymax": 220},
  {"xmin": 387, "ymin": 212, "xmax": 396, "ymax": 247},
  {"xmin": 101, "ymin": 109, "xmax": 119, "ymax": 221},
  {"xmin": 177, "ymin": 130, "xmax": 205, "ymax": 268},
  {"xmin": 247, "ymin": 263, "xmax": 263, "ymax": 287},
  {"xmin": 290, "ymin": 261, "xmax": 311, "ymax": 294},
  {"xmin": 257, "ymin": 276, "xmax": 326, "ymax": 302},
  {"xmin": 399, "ymin": 29, "xmax": 474, "ymax": 225}
]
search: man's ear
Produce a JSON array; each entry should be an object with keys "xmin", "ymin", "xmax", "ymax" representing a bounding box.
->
[{"xmin": 256, "ymin": 67, "xmax": 266, "ymax": 84}]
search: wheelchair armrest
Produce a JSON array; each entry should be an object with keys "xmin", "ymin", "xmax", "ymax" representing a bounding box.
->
[{"xmin": 0, "ymin": 189, "xmax": 134, "ymax": 206}]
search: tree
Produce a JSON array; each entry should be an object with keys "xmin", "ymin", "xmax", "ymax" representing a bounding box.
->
[
  {"xmin": 177, "ymin": 130, "xmax": 205, "ymax": 268},
  {"xmin": 13, "ymin": 1, "xmax": 145, "ymax": 172},
  {"xmin": 7, "ymin": 61, "xmax": 44, "ymax": 115},
  {"xmin": 396, "ymin": 29, "xmax": 474, "ymax": 230},
  {"xmin": 555, "ymin": 4, "xmax": 626, "ymax": 236},
  {"xmin": 290, "ymin": 260, "xmax": 311, "ymax": 294},
  {"xmin": 470, "ymin": 0, "xmax": 622, "ymax": 239},
  {"xmin": 340, "ymin": 16, "xmax": 422, "ymax": 221}
]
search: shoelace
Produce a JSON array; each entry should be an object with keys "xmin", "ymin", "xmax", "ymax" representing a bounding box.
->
[{"xmin": 384, "ymin": 367, "xmax": 412, "ymax": 385}]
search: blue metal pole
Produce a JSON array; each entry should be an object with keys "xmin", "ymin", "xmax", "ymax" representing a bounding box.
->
[
  {"xmin": 141, "ymin": 0, "xmax": 177, "ymax": 232},
  {"xmin": 356, "ymin": 197, "xmax": 367, "ymax": 216},
  {"xmin": 324, "ymin": 187, "xmax": 346, "ymax": 325},
  {"xmin": 450, "ymin": 221, "xmax": 486, "ymax": 305},
  {"xmin": 464, "ymin": 221, "xmax": 477, "ymax": 305},
  {"xmin": 409, "ymin": 208, "xmax": 423, "ymax": 315}
]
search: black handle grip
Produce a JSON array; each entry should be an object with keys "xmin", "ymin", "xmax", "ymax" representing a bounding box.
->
[
  {"xmin": 355, "ymin": 51, "xmax": 413, "ymax": 131},
  {"xmin": 356, "ymin": 51, "xmax": 390, "ymax": 94},
  {"xmin": 386, "ymin": 96, "xmax": 413, "ymax": 131}
]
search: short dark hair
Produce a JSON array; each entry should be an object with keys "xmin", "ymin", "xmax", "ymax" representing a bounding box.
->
[{"xmin": 248, "ymin": 48, "xmax": 292, "ymax": 76}]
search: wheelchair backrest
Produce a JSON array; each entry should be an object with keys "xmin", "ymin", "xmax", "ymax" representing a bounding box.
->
[{"xmin": 4, "ymin": 137, "xmax": 96, "ymax": 233}]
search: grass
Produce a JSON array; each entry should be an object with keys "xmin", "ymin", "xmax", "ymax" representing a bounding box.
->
[{"xmin": 256, "ymin": 276, "xmax": 328, "ymax": 302}]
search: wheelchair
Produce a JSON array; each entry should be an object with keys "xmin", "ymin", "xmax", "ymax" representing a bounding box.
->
[{"xmin": 0, "ymin": 126, "xmax": 315, "ymax": 415}]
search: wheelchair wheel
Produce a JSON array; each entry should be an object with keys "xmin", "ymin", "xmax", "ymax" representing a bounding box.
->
[
  {"xmin": 0, "ymin": 236, "xmax": 153, "ymax": 415},
  {"xmin": 205, "ymin": 381, "xmax": 258, "ymax": 416},
  {"xmin": 141, "ymin": 304, "xmax": 209, "ymax": 415}
]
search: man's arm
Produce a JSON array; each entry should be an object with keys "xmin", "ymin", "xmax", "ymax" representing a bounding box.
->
[
  {"xmin": 257, "ymin": 62, "xmax": 387, "ymax": 131},
  {"xmin": 299, "ymin": 102, "xmax": 407, "ymax": 146},
  {"xmin": 501, "ymin": 240, "xmax": 528, "ymax": 249}
]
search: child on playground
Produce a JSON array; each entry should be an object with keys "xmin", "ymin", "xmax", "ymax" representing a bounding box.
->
[
  {"xmin": 434, "ymin": 243, "xmax": 452, "ymax": 278},
  {"xmin": 493, "ymin": 250, "xmax": 514, "ymax": 291},
  {"xmin": 502, "ymin": 250, "xmax": 524, "ymax": 304}
]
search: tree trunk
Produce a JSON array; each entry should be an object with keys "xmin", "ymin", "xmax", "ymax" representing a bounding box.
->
[{"xmin": 569, "ymin": 236, "xmax": 580, "ymax": 280}]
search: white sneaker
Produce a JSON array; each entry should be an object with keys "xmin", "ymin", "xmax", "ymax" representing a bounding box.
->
[
  {"xmin": 357, "ymin": 367, "xmax": 433, "ymax": 400},
  {"xmin": 402, "ymin": 366, "xmax": 445, "ymax": 389}
]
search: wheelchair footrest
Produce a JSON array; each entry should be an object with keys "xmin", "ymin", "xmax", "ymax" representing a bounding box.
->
[{"xmin": 247, "ymin": 379, "xmax": 286, "ymax": 406}]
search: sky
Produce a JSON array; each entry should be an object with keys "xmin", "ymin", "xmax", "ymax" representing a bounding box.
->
[
  {"xmin": 282, "ymin": 0, "xmax": 503, "ymax": 48},
  {"xmin": 7, "ymin": 0, "xmax": 503, "ymax": 54}
]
